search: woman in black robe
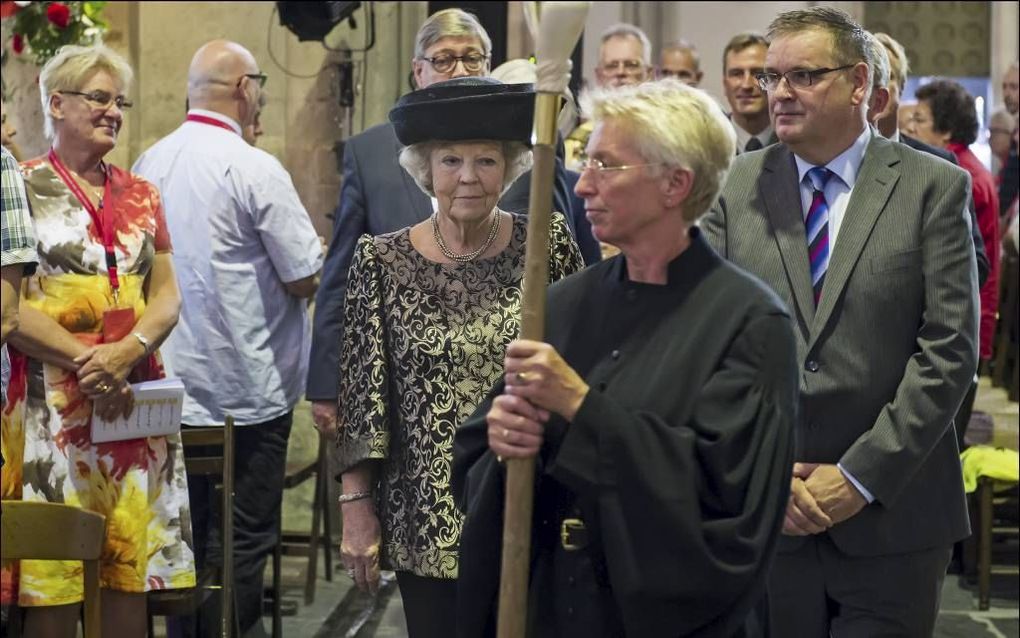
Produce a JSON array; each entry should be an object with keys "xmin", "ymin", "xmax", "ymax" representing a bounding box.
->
[{"xmin": 452, "ymin": 79, "xmax": 799, "ymax": 637}]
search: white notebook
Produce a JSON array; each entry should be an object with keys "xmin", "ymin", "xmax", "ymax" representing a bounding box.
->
[{"xmin": 91, "ymin": 377, "xmax": 185, "ymax": 443}]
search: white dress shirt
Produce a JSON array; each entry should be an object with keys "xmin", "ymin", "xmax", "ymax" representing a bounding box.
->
[
  {"xmin": 793, "ymin": 126, "xmax": 871, "ymax": 248},
  {"xmin": 133, "ymin": 109, "xmax": 323, "ymax": 425},
  {"xmin": 793, "ymin": 125, "xmax": 875, "ymax": 502}
]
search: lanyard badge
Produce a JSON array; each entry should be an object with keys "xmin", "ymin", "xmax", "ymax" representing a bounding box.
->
[{"xmin": 48, "ymin": 149, "xmax": 122, "ymax": 305}]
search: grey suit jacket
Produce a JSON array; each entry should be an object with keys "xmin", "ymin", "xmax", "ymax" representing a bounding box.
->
[{"xmin": 701, "ymin": 134, "xmax": 977, "ymax": 556}]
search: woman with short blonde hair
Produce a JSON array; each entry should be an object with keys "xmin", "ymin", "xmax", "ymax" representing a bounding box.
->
[{"xmin": 2, "ymin": 44, "xmax": 194, "ymax": 637}]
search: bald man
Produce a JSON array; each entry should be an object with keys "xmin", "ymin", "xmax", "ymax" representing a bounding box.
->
[{"xmin": 134, "ymin": 40, "xmax": 323, "ymax": 637}]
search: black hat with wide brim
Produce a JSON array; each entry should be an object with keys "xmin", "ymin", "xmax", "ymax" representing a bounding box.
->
[{"xmin": 389, "ymin": 77, "xmax": 535, "ymax": 147}]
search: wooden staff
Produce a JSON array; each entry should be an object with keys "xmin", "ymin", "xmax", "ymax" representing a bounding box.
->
[{"xmin": 498, "ymin": 4, "xmax": 590, "ymax": 638}]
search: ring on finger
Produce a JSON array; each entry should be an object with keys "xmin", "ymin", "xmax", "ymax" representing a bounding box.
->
[
  {"xmin": 515, "ymin": 371, "xmax": 528, "ymax": 383},
  {"xmin": 501, "ymin": 427, "xmax": 510, "ymax": 441}
]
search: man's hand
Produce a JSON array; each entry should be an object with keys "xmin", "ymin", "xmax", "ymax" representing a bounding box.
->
[
  {"xmin": 312, "ymin": 400, "xmax": 339, "ymax": 435},
  {"xmin": 803, "ymin": 463, "xmax": 867, "ymax": 526},
  {"xmin": 782, "ymin": 476, "xmax": 833, "ymax": 536}
]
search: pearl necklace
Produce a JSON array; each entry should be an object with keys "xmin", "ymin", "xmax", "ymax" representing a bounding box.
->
[{"xmin": 431, "ymin": 209, "xmax": 502, "ymax": 263}]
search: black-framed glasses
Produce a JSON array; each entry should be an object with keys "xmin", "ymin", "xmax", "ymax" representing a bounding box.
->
[
  {"xmin": 237, "ymin": 72, "xmax": 268, "ymax": 88},
  {"xmin": 419, "ymin": 53, "xmax": 489, "ymax": 74},
  {"xmin": 754, "ymin": 64, "xmax": 856, "ymax": 92},
  {"xmin": 58, "ymin": 90, "xmax": 133, "ymax": 110}
]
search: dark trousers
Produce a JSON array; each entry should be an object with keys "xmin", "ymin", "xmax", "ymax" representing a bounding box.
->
[
  {"xmin": 769, "ymin": 534, "xmax": 952, "ymax": 637},
  {"xmin": 184, "ymin": 412, "xmax": 293, "ymax": 638},
  {"xmin": 394, "ymin": 571, "xmax": 458, "ymax": 638}
]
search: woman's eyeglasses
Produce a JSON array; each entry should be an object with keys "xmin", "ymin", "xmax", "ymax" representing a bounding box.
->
[{"xmin": 59, "ymin": 90, "xmax": 133, "ymax": 111}]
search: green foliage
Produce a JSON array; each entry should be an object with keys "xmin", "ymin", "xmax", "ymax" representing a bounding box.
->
[{"xmin": 7, "ymin": 1, "xmax": 108, "ymax": 66}]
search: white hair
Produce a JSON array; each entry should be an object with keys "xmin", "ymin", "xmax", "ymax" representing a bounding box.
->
[
  {"xmin": 39, "ymin": 43, "xmax": 133, "ymax": 140},
  {"xmin": 581, "ymin": 79, "xmax": 736, "ymax": 221},
  {"xmin": 600, "ymin": 23, "xmax": 652, "ymax": 66},
  {"xmin": 398, "ymin": 140, "xmax": 532, "ymax": 198}
]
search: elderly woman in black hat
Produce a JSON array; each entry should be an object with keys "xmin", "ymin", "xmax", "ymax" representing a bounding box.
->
[{"xmin": 333, "ymin": 77, "xmax": 582, "ymax": 637}]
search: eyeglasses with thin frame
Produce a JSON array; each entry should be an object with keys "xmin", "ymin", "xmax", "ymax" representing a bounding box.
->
[
  {"xmin": 419, "ymin": 53, "xmax": 489, "ymax": 74},
  {"xmin": 580, "ymin": 155, "xmax": 663, "ymax": 176},
  {"xmin": 754, "ymin": 64, "xmax": 856, "ymax": 92},
  {"xmin": 58, "ymin": 90, "xmax": 133, "ymax": 111},
  {"xmin": 237, "ymin": 73, "xmax": 268, "ymax": 88},
  {"xmin": 601, "ymin": 59, "xmax": 646, "ymax": 75}
]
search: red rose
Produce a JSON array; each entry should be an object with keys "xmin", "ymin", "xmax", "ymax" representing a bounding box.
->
[
  {"xmin": 12, "ymin": 33, "xmax": 24, "ymax": 54},
  {"xmin": 46, "ymin": 2, "xmax": 71, "ymax": 29},
  {"xmin": 0, "ymin": 1, "xmax": 21, "ymax": 19}
]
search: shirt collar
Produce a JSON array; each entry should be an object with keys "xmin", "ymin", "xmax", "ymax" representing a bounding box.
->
[
  {"xmin": 731, "ymin": 120, "xmax": 773, "ymax": 149},
  {"xmin": 186, "ymin": 108, "xmax": 243, "ymax": 136},
  {"xmin": 794, "ymin": 126, "xmax": 871, "ymax": 189}
]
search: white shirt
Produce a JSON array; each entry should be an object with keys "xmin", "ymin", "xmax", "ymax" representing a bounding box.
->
[
  {"xmin": 793, "ymin": 126, "xmax": 871, "ymax": 247},
  {"xmin": 133, "ymin": 109, "xmax": 323, "ymax": 425}
]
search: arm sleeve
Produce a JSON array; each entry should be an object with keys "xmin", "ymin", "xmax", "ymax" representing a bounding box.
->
[
  {"xmin": 547, "ymin": 212, "xmax": 584, "ymax": 282},
  {"xmin": 1, "ymin": 150, "xmax": 38, "ymax": 273},
  {"xmin": 307, "ymin": 141, "xmax": 369, "ymax": 401},
  {"xmin": 149, "ymin": 185, "xmax": 173, "ymax": 253},
  {"xmin": 840, "ymin": 169, "xmax": 979, "ymax": 505},
  {"xmin": 547, "ymin": 312, "xmax": 798, "ymax": 635},
  {"xmin": 334, "ymin": 235, "xmax": 390, "ymax": 476},
  {"xmin": 245, "ymin": 161, "xmax": 323, "ymax": 284}
]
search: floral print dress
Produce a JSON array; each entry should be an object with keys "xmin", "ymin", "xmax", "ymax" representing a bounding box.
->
[{"xmin": 1, "ymin": 158, "xmax": 195, "ymax": 606}]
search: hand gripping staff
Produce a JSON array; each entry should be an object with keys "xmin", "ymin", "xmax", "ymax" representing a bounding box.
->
[{"xmin": 499, "ymin": 4, "xmax": 590, "ymax": 638}]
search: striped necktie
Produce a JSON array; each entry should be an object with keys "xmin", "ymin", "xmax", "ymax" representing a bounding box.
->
[{"xmin": 805, "ymin": 166, "xmax": 833, "ymax": 306}]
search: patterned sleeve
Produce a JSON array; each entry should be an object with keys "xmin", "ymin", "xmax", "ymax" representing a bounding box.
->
[
  {"xmin": 1, "ymin": 146, "xmax": 38, "ymax": 274},
  {"xmin": 548, "ymin": 211, "xmax": 585, "ymax": 283},
  {"xmin": 149, "ymin": 184, "xmax": 173, "ymax": 253},
  {"xmin": 334, "ymin": 235, "xmax": 390, "ymax": 474}
]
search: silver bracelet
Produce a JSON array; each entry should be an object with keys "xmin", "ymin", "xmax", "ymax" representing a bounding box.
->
[{"xmin": 338, "ymin": 491, "xmax": 372, "ymax": 505}]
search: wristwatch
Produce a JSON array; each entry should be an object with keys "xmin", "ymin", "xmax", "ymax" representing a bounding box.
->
[{"xmin": 132, "ymin": 331, "xmax": 152, "ymax": 354}]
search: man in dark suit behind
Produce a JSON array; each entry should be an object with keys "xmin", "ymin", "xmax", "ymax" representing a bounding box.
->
[
  {"xmin": 722, "ymin": 32, "xmax": 779, "ymax": 153},
  {"xmin": 701, "ymin": 7, "xmax": 977, "ymax": 636}
]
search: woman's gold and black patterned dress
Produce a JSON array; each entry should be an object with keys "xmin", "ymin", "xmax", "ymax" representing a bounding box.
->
[{"xmin": 335, "ymin": 212, "xmax": 582, "ymax": 578}]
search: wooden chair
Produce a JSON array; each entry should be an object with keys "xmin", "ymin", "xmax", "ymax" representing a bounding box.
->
[
  {"xmin": 268, "ymin": 432, "xmax": 334, "ymax": 637},
  {"xmin": 1, "ymin": 501, "xmax": 106, "ymax": 637},
  {"xmin": 147, "ymin": 416, "xmax": 236, "ymax": 637},
  {"xmin": 976, "ymin": 476, "xmax": 1020, "ymax": 610}
]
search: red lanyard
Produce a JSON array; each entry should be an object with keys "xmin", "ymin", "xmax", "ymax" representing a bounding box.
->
[
  {"xmin": 47, "ymin": 149, "xmax": 120, "ymax": 295},
  {"xmin": 186, "ymin": 113, "xmax": 238, "ymax": 134}
]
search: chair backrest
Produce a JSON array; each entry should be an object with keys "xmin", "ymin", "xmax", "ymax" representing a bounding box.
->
[
  {"xmin": 177, "ymin": 415, "xmax": 235, "ymax": 637},
  {"xmin": 2, "ymin": 501, "xmax": 106, "ymax": 637}
]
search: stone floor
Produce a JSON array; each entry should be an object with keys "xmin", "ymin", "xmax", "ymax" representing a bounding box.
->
[{"xmin": 263, "ymin": 376, "xmax": 1020, "ymax": 637}]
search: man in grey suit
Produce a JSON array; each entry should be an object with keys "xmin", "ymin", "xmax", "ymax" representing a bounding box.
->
[{"xmin": 701, "ymin": 7, "xmax": 977, "ymax": 636}]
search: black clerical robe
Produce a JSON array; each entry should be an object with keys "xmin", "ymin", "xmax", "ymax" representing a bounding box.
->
[{"xmin": 452, "ymin": 229, "xmax": 798, "ymax": 637}]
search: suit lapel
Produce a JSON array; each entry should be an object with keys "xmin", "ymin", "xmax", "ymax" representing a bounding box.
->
[
  {"xmin": 761, "ymin": 146, "xmax": 816, "ymax": 325},
  {"xmin": 809, "ymin": 137, "xmax": 900, "ymax": 344}
]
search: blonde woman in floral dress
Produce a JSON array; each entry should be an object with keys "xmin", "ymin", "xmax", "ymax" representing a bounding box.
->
[{"xmin": 1, "ymin": 44, "xmax": 194, "ymax": 637}]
